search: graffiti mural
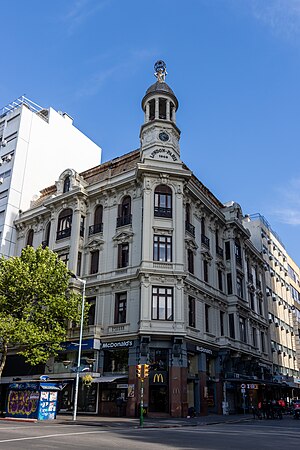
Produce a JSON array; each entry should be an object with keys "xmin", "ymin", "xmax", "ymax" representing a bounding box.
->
[{"xmin": 7, "ymin": 390, "xmax": 39, "ymax": 417}]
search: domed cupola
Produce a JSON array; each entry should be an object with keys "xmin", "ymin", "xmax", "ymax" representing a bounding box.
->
[
  {"xmin": 140, "ymin": 61, "xmax": 181, "ymax": 162},
  {"xmin": 142, "ymin": 60, "xmax": 178, "ymax": 124}
]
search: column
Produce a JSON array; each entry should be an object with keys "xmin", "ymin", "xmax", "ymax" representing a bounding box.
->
[
  {"xmin": 166, "ymin": 100, "xmax": 170, "ymax": 121},
  {"xmin": 68, "ymin": 207, "xmax": 81, "ymax": 274},
  {"xmin": 155, "ymin": 98, "xmax": 159, "ymax": 119},
  {"xmin": 198, "ymin": 353, "xmax": 208, "ymax": 416},
  {"xmin": 145, "ymin": 102, "xmax": 150, "ymax": 123}
]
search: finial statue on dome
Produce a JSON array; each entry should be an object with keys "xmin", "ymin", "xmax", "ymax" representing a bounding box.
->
[{"xmin": 154, "ymin": 60, "xmax": 167, "ymax": 83}]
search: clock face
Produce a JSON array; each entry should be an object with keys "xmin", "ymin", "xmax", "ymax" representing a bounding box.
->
[{"xmin": 159, "ymin": 131, "xmax": 169, "ymax": 142}]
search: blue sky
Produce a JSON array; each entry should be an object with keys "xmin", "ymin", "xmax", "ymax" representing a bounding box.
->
[{"xmin": 2, "ymin": 0, "xmax": 300, "ymax": 265}]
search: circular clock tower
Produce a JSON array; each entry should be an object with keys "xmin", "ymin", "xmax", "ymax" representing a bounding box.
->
[{"xmin": 140, "ymin": 61, "xmax": 181, "ymax": 163}]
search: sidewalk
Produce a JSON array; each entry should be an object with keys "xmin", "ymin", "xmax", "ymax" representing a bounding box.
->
[{"xmin": 55, "ymin": 413, "xmax": 253, "ymax": 428}]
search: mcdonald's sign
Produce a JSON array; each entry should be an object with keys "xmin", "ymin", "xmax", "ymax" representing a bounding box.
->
[{"xmin": 150, "ymin": 371, "xmax": 167, "ymax": 385}]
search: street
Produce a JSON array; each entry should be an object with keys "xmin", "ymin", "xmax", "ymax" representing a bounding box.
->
[{"xmin": 0, "ymin": 417, "xmax": 299, "ymax": 450}]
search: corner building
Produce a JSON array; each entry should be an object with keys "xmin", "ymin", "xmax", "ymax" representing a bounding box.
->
[{"xmin": 13, "ymin": 63, "xmax": 271, "ymax": 417}]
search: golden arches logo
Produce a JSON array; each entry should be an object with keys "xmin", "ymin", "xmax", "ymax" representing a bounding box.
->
[{"xmin": 153, "ymin": 373, "xmax": 164, "ymax": 383}]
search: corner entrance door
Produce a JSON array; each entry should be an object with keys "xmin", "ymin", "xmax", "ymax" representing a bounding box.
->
[{"xmin": 149, "ymin": 386, "xmax": 169, "ymax": 413}]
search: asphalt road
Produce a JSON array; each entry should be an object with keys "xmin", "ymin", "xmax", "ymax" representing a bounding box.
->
[{"xmin": 0, "ymin": 417, "xmax": 299, "ymax": 449}]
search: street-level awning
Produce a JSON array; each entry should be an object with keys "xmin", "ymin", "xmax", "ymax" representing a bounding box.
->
[{"xmin": 93, "ymin": 375, "xmax": 127, "ymax": 383}]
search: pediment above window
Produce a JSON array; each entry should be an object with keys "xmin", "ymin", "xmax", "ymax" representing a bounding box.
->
[
  {"xmin": 85, "ymin": 238, "xmax": 104, "ymax": 250},
  {"xmin": 112, "ymin": 230, "xmax": 134, "ymax": 243}
]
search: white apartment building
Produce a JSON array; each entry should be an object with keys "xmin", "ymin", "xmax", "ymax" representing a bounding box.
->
[
  {"xmin": 0, "ymin": 96, "xmax": 101, "ymax": 258},
  {"xmin": 243, "ymin": 214, "xmax": 300, "ymax": 392}
]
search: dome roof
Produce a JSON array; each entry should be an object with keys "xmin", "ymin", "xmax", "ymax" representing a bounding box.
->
[
  {"xmin": 145, "ymin": 81, "xmax": 175, "ymax": 97},
  {"xmin": 142, "ymin": 81, "xmax": 178, "ymax": 110}
]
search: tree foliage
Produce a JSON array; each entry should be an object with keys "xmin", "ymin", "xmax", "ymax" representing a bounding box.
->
[{"xmin": 0, "ymin": 246, "xmax": 83, "ymax": 377}]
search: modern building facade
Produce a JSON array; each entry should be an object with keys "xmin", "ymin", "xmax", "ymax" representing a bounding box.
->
[
  {"xmin": 4, "ymin": 62, "xmax": 295, "ymax": 417},
  {"xmin": 243, "ymin": 214, "xmax": 300, "ymax": 393},
  {"xmin": 0, "ymin": 96, "xmax": 101, "ymax": 258}
]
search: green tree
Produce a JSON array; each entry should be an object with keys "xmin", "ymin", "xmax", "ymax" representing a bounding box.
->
[{"xmin": 0, "ymin": 246, "xmax": 83, "ymax": 377}]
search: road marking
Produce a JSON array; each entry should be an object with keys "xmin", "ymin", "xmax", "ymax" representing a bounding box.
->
[{"xmin": 0, "ymin": 430, "xmax": 106, "ymax": 443}]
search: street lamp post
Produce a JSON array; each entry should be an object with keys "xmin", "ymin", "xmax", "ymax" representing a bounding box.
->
[{"xmin": 72, "ymin": 277, "xmax": 86, "ymax": 421}]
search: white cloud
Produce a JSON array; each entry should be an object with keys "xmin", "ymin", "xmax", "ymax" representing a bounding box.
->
[
  {"xmin": 62, "ymin": 0, "xmax": 111, "ymax": 35},
  {"xmin": 229, "ymin": 0, "xmax": 300, "ymax": 41},
  {"xmin": 272, "ymin": 178, "xmax": 300, "ymax": 225}
]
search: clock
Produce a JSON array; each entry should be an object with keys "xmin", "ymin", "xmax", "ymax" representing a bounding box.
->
[{"xmin": 159, "ymin": 131, "xmax": 169, "ymax": 142}]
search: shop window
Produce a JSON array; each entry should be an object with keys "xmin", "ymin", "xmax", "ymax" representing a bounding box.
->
[
  {"xmin": 115, "ymin": 292, "xmax": 127, "ymax": 324},
  {"xmin": 153, "ymin": 235, "xmax": 172, "ymax": 262},
  {"xmin": 103, "ymin": 349, "xmax": 128, "ymax": 373},
  {"xmin": 154, "ymin": 185, "xmax": 172, "ymax": 218},
  {"xmin": 152, "ymin": 286, "xmax": 173, "ymax": 321}
]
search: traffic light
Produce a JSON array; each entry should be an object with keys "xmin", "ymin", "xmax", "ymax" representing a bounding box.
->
[
  {"xmin": 136, "ymin": 364, "xmax": 142, "ymax": 378},
  {"xmin": 143, "ymin": 364, "xmax": 149, "ymax": 378}
]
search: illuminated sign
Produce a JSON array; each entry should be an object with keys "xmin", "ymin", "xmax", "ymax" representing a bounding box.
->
[{"xmin": 101, "ymin": 340, "xmax": 133, "ymax": 349}]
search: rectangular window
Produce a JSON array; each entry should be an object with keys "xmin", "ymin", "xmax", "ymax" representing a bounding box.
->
[
  {"xmin": 80, "ymin": 216, "xmax": 85, "ymax": 238},
  {"xmin": 59, "ymin": 253, "xmax": 69, "ymax": 267},
  {"xmin": 250, "ymin": 292, "xmax": 255, "ymax": 311},
  {"xmin": 258, "ymin": 298, "xmax": 263, "ymax": 316},
  {"xmin": 225, "ymin": 242, "xmax": 231, "ymax": 260},
  {"xmin": 77, "ymin": 252, "xmax": 82, "ymax": 276},
  {"xmin": 153, "ymin": 235, "xmax": 172, "ymax": 262},
  {"xmin": 227, "ymin": 273, "xmax": 232, "ymax": 295},
  {"xmin": 90, "ymin": 250, "xmax": 99, "ymax": 274},
  {"xmin": 188, "ymin": 296, "xmax": 196, "ymax": 328},
  {"xmin": 152, "ymin": 286, "xmax": 173, "ymax": 321},
  {"xmin": 187, "ymin": 249, "xmax": 194, "ymax": 274},
  {"xmin": 237, "ymin": 275, "xmax": 244, "ymax": 298},
  {"xmin": 203, "ymin": 260, "xmax": 208, "ymax": 282},
  {"xmin": 87, "ymin": 297, "xmax": 96, "ymax": 325},
  {"xmin": 252, "ymin": 327, "xmax": 257, "ymax": 348},
  {"xmin": 239, "ymin": 317, "xmax": 247, "ymax": 343},
  {"xmin": 115, "ymin": 292, "xmax": 127, "ymax": 324},
  {"xmin": 205, "ymin": 304, "xmax": 210, "ymax": 332},
  {"xmin": 260, "ymin": 331, "xmax": 265, "ymax": 352},
  {"xmin": 220, "ymin": 311, "xmax": 225, "ymax": 336},
  {"xmin": 118, "ymin": 242, "xmax": 129, "ymax": 268},
  {"xmin": 229, "ymin": 313, "xmax": 235, "ymax": 339},
  {"xmin": 218, "ymin": 270, "xmax": 223, "ymax": 291}
]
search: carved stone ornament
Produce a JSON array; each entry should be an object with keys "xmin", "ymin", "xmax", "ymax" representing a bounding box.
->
[
  {"xmin": 85, "ymin": 238, "xmax": 104, "ymax": 250},
  {"xmin": 112, "ymin": 230, "xmax": 134, "ymax": 244}
]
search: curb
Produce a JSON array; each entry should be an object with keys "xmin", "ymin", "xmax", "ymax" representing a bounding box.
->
[{"xmin": 0, "ymin": 417, "xmax": 37, "ymax": 423}]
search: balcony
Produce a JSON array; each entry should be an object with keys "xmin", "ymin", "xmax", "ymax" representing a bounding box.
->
[
  {"xmin": 154, "ymin": 207, "xmax": 172, "ymax": 218},
  {"xmin": 185, "ymin": 221, "xmax": 195, "ymax": 237},
  {"xmin": 201, "ymin": 234, "xmax": 210, "ymax": 248},
  {"xmin": 56, "ymin": 228, "xmax": 71, "ymax": 240},
  {"xmin": 116, "ymin": 214, "xmax": 132, "ymax": 228},
  {"xmin": 216, "ymin": 246, "xmax": 224, "ymax": 258},
  {"xmin": 89, "ymin": 223, "xmax": 103, "ymax": 236}
]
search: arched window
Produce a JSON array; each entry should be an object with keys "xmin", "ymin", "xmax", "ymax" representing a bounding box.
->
[
  {"xmin": 57, "ymin": 208, "xmax": 73, "ymax": 240},
  {"xmin": 63, "ymin": 176, "xmax": 71, "ymax": 193},
  {"xmin": 26, "ymin": 229, "xmax": 34, "ymax": 247},
  {"xmin": 154, "ymin": 185, "xmax": 172, "ymax": 218},
  {"xmin": 42, "ymin": 222, "xmax": 51, "ymax": 248},
  {"xmin": 117, "ymin": 196, "xmax": 132, "ymax": 227},
  {"xmin": 89, "ymin": 205, "xmax": 103, "ymax": 235}
]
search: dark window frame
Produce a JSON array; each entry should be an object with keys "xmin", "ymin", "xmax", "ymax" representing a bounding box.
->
[
  {"xmin": 152, "ymin": 286, "xmax": 173, "ymax": 321},
  {"xmin": 114, "ymin": 292, "xmax": 127, "ymax": 324},
  {"xmin": 153, "ymin": 235, "xmax": 172, "ymax": 262}
]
